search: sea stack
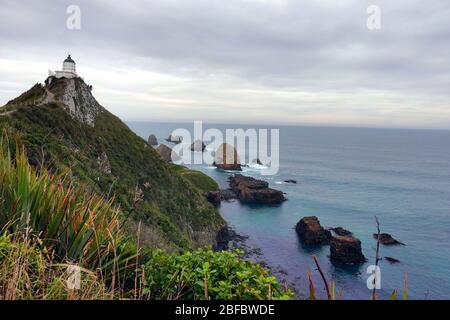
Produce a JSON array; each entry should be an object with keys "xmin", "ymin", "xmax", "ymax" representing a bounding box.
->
[
  {"xmin": 156, "ymin": 144, "xmax": 180, "ymax": 162},
  {"xmin": 191, "ymin": 139, "xmax": 206, "ymax": 152},
  {"xmin": 295, "ymin": 216, "xmax": 331, "ymax": 246},
  {"xmin": 330, "ymin": 235, "xmax": 367, "ymax": 264},
  {"xmin": 148, "ymin": 134, "xmax": 158, "ymax": 146},
  {"xmin": 166, "ymin": 134, "xmax": 182, "ymax": 144},
  {"xmin": 373, "ymin": 233, "xmax": 405, "ymax": 246},
  {"xmin": 214, "ymin": 143, "xmax": 241, "ymax": 171}
]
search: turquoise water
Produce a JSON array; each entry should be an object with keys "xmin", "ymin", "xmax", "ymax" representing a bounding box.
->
[{"xmin": 128, "ymin": 122, "xmax": 450, "ymax": 300}]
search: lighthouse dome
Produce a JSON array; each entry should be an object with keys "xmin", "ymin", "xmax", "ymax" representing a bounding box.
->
[
  {"xmin": 62, "ymin": 55, "xmax": 76, "ymax": 73},
  {"xmin": 64, "ymin": 55, "xmax": 75, "ymax": 63}
]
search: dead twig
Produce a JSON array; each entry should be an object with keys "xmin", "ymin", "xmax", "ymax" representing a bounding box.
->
[
  {"xmin": 372, "ymin": 216, "xmax": 381, "ymax": 300},
  {"xmin": 312, "ymin": 255, "xmax": 331, "ymax": 300}
]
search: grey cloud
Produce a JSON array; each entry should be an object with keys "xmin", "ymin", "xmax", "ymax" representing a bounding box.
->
[{"xmin": 1, "ymin": 0, "xmax": 450, "ymax": 128}]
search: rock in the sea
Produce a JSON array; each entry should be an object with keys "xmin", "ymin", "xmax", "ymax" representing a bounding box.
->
[
  {"xmin": 205, "ymin": 191, "xmax": 221, "ymax": 207},
  {"xmin": 284, "ymin": 179, "xmax": 297, "ymax": 184},
  {"xmin": 330, "ymin": 235, "xmax": 367, "ymax": 265},
  {"xmin": 295, "ymin": 216, "xmax": 331, "ymax": 246},
  {"xmin": 373, "ymin": 233, "xmax": 404, "ymax": 246},
  {"xmin": 330, "ymin": 227, "xmax": 353, "ymax": 237},
  {"xmin": 219, "ymin": 189, "xmax": 238, "ymax": 201},
  {"xmin": 156, "ymin": 144, "xmax": 180, "ymax": 162},
  {"xmin": 191, "ymin": 139, "xmax": 206, "ymax": 152},
  {"xmin": 166, "ymin": 134, "xmax": 182, "ymax": 144},
  {"xmin": 148, "ymin": 134, "xmax": 158, "ymax": 146},
  {"xmin": 384, "ymin": 256, "xmax": 400, "ymax": 264},
  {"xmin": 214, "ymin": 143, "xmax": 241, "ymax": 171},
  {"xmin": 229, "ymin": 174, "xmax": 286, "ymax": 204},
  {"xmin": 251, "ymin": 158, "xmax": 263, "ymax": 165}
]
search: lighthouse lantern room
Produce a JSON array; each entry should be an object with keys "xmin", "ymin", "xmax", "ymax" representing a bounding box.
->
[{"xmin": 49, "ymin": 55, "xmax": 78, "ymax": 79}]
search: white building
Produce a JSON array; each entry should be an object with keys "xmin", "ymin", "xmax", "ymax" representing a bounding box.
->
[{"xmin": 48, "ymin": 55, "xmax": 78, "ymax": 79}]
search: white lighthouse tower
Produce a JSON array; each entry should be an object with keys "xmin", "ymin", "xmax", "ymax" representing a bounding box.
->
[{"xmin": 49, "ymin": 55, "xmax": 78, "ymax": 79}]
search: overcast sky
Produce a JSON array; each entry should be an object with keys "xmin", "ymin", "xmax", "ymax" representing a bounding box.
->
[{"xmin": 1, "ymin": 0, "xmax": 450, "ymax": 129}]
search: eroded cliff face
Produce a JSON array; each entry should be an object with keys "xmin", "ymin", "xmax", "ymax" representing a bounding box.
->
[
  {"xmin": 0, "ymin": 76, "xmax": 226, "ymax": 251},
  {"xmin": 46, "ymin": 76, "xmax": 104, "ymax": 126}
]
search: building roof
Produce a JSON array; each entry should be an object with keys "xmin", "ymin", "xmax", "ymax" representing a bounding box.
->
[{"xmin": 64, "ymin": 55, "xmax": 75, "ymax": 64}]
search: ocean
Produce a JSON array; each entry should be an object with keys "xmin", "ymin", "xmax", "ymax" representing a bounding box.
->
[{"xmin": 128, "ymin": 122, "xmax": 450, "ymax": 300}]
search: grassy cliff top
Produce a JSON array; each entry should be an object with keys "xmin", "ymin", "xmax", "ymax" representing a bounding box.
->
[{"xmin": 0, "ymin": 77, "xmax": 224, "ymax": 252}]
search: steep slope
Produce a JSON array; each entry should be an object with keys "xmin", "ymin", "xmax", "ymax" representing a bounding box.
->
[{"xmin": 0, "ymin": 76, "xmax": 225, "ymax": 251}]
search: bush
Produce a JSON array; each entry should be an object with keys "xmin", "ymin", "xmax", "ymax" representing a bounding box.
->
[{"xmin": 143, "ymin": 248, "xmax": 293, "ymax": 300}]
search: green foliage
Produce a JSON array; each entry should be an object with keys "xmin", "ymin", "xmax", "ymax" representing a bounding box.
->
[
  {"xmin": 175, "ymin": 166, "xmax": 219, "ymax": 193},
  {"xmin": 0, "ymin": 233, "xmax": 111, "ymax": 300},
  {"xmin": 144, "ymin": 248, "xmax": 293, "ymax": 300},
  {"xmin": 2, "ymin": 83, "xmax": 46, "ymax": 110},
  {"xmin": 0, "ymin": 136, "xmax": 134, "ymax": 273},
  {"xmin": 0, "ymin": 89, "xmax": 224, "ymax": 251}
]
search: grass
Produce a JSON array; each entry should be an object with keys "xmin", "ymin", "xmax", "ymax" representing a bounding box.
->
[
  {"xmin": 0, "ymin": 135, "xmax": 135, "ymax": 275},
  {"xmin": 0, "ymin": 87, "xmax": 225, "ymax": 251},
  {"xmin": 173, "ymin": 165, "xmax": 219, "ymax": 193}
]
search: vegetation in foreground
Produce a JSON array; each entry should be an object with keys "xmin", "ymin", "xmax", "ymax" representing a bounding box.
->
[{"xmin": 0, "ymin": 136, "xmax": 292, "ymax": 300}]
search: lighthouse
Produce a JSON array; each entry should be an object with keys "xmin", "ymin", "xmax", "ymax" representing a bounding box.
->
[{"xmin": 49, "ymin": 55, "xmax": 78, "ymax": 79}]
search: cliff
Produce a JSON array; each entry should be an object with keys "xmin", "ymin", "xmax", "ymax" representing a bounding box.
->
[{"xmin": 0, "ymin": 76, "xmax": 225, "ymax": 252}]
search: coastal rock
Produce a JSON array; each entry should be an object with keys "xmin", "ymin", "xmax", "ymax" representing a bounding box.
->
[
  {"xmin": 284, "ymin": 179, "xmax": 297, "ymax": 184},
  {"xmin": 252, "ymin": 158, "xmax": 263, "ymax": 165},
  {"xmin": 215, "ymin": 225, "xmax": 230, "ymax": 251},
  {"xmin": 205, "ymin": 191, "xmax": 221, "ymax": 207},
  {"xmin": 295, "ymin": 216, "xmax": 331, "ymax": 246},
  {"xmin": 156, "ymin": 144, "xmax": 180, "ymax": 162},
  {"xmin": 148, "ymin": 134, "xmax": 158, "ymax": 146},
  {"xmin": 330, "ymin": 227, "xmax": 353, "ymax": 237},
  {"xmin": 219, "ymin": 188, "xmax": 238, "ymax": 201},
  {"xmin": 214, "ymin": 143, "xmax": 241, "ymax": 171},
  {"xmin": 384, "ymin": 256, "xmax": 400, "ymax": 264},
  {"xmin": 166, "ymin": 134, "xmax": 182, "ymax": 144},
  {"xmin": 330, "ymin": 235, "xmax": 367, "ymax": 265},
  {"xmin": 96, "ymin": 152, "xmax": 111, "ymax": 175},
  {"xmin": 191, "ymin": 139, "xmax": 206, "ymax": 152},
  {"xmin": 47, "ymin": 77, "xmax": 104, "ymax": 126},
  {"xmin": 373, "ymin": 233, "xmax": 405, "ymax": 246},
  {"xmin": 229, "ymin": 174, "xmax": 286, "ymax": 204}
]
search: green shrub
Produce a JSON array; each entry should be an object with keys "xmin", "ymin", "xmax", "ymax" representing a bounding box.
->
[
  {"xmin": 143, "ymin": 248, "xmax": 293, "ymax": 300},
  {"xmin": 0, "ymin": 136, "xmax": 135, "ymax": 274}
]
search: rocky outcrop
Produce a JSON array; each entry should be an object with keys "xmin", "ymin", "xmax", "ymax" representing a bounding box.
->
[
  {"xmin": 229, "ymin": 174, "xmax": 286, "ymax": 204},
  {"xmin": 214, "ymin": 143, "xmax": 241, "ymax": 171},
  {"xmin": 251, "ymin": 158, "xmax": 263, "ymax": 165},
  {"xmin": 215, "ymin": 225, "xmax": 230, "ymax": 251},
  {"xmin": 330, "ymin": 235, "xmax": 367, "ymax": 264},
  {"xmin": 384, "ymin": 256, "xmax": 400, "ymax": 264},
  {"xmin": 148, "ymin": 134, "xmax": 158, "ymax": 146},
  {"xmin": 205, "ymin": 191, "xmax": 221, "ymax": 207},
  {"xmin": 96, "ymin": 152, "xmax": 111, "ymax": 175},
  {"xmin": 330, "ymin": 227, "xmax": 353, "ymax": 237},
  {"xmin": 191, "ymin": 139, "xmax": 206, "ymax": 152},
  {"xmin": 295, "ymin": 216, "xmax": 331, "ymax": 246},
  {"xmin": 284, "ymin": 179, "xmax": 297, "ymax": 184},
  {"xmin": 156, "ymin": 144, "xmax": 180, "ymax": 162},
  {"xmin": 219, "ymin": 189, "xmax": 238, "ymax": 201},
  {"xmin": 373, "ymin": 233, "xmax": 404, "ymax": 246},
  {"xmin": 46, "ymin": 77, "xmax": 104, "ymax": 126},
  {"xmin": 166, "ymin": 134, "xmax": 182, "ymax": 144}
]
